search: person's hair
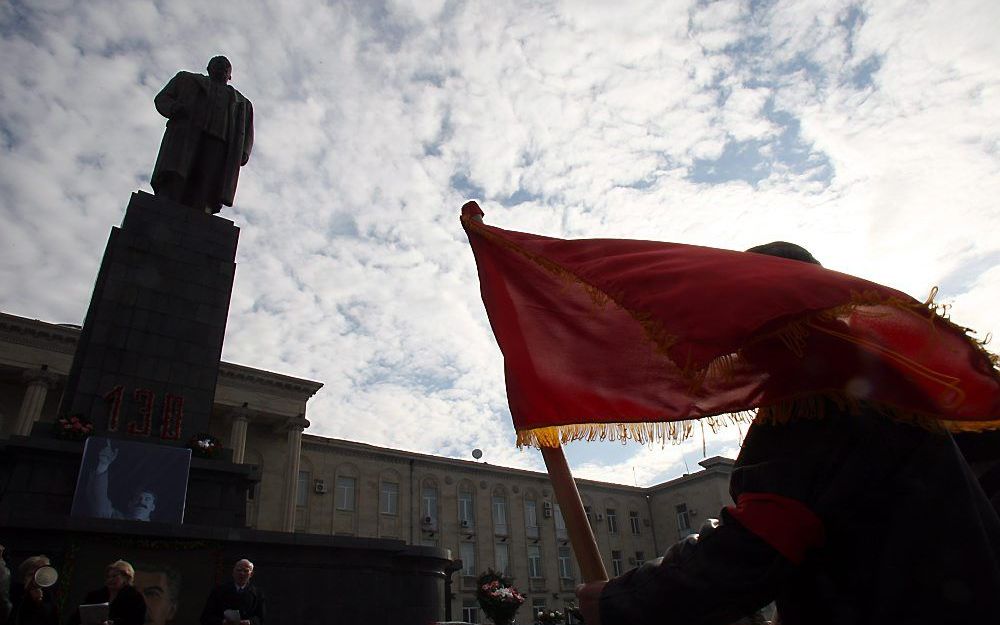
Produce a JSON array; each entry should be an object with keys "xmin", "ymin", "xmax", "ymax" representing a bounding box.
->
[
  {"xmin": 744, "ymin": 241, "xmax": 821, "ymax": 266},
  {"xmin": 17, "ymin": 555, "xmax": 50, "ymax": 584},
  {"xmin": 130, "ymin": 488, "xmax": 156, "ymax": 503},
  {"xmin": 134, "ymin": 561, "xmax": 182, "ymax": 605},
  {"xmin": 207, "ymin": 56, "xmax": 232, "ymax": 73},
  {"xmin": 107, "ymin": 560, "xmax": 135, "ymax": 584},
  {"xmin": 233, "ymin": 558, "xmax": 254, "ymax": 571}
]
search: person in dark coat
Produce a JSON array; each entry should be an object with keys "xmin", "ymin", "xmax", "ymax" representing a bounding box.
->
[
  {"xmin": 7, "ymin": 556, "xmax": 58, "ymax": 625},
  {"xmin": 69, "ymin": 560, "xmax": 146, "ymax": 625},
  {"xmin": 151, "ymin": 56, "xmax": 254, "ymax": 214},
  {"xmin": 1, "ymin": 544, "xmax": 11, "ymax": 625},
  {"xmin": 199, "ymin": 560, "xmax": 264, "ymax": 625},
  {"xmin": 576, "ymin": 242, "xmax": 1000, "ymax": 625}
]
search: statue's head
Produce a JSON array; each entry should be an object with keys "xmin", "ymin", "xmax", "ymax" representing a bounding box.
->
[{"xmin": 207, "ymin": 56, "xmax": 232, "ymax": 84}]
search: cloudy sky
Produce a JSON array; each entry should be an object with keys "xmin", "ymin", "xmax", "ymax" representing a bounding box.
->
[{"xmin": 2, "ymin": 0, "xmax": 998, "ymax": 486}]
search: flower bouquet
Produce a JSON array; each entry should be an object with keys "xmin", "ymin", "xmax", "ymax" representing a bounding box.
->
[
  {"xmin": 53, "ymin": 414, "xmax": 94, "ymax": 441},
  {"xmin": 476, "ymin": 569, "xmax": 525, "ymax": 625},
  {"xmin": 536, "ymin": 608, "xmax": 565, "ymax": 624},
  {"xmin": 187, "ymin": 433, "xmax": 222, "ymax": 458}
]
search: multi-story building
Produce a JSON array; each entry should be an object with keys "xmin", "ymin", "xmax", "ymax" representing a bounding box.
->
[{"xmin": 0, "ymin": 310, "xmax": 735, "ymax": 622}]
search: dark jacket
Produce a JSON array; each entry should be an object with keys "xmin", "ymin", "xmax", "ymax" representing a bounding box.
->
[
  {"xmin": 151, "ymin": 71, "xmax": 254, "ymax": 207},
  {"xmin": 1, "ymin": 561, "xmax": 12, "ymax": 625},
  {"xmin": 68, "ymin": 585, "xmax": 145, "ymax": 625},
  {"xmin": 199, "ymin": 583, "xmax": 264, "ymax": 625},
  {"xmin": 7, "ymin": 585, "xmax": 58, "ymax": 625},
  {"xmin": 600, "ymin": 404, "xmax": 1000, "ymax": 625}
]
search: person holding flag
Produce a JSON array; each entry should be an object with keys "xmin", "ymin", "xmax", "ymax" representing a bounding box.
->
[{"xmin": 461, "ymin": 203, "xmax": 1000, "ymax": 625}]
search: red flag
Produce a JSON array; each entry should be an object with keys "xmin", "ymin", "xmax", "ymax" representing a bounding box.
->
[{"xmin": 462, "ymin": 202, "xmax": 1000, "ymax": 448}]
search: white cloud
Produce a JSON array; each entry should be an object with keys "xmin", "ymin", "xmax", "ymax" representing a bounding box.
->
[{"xmin": 2, "ymin": 0, "xmax": 998, "ymax": 487}]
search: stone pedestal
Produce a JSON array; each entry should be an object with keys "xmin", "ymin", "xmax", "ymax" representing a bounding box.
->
[
  {"xmin": 0, "ymin": 512, "xmax": 452, "ymax": 625},
  {"xmin": 59, "ymin": 191, "xmax": 239, "ymax": 444},
  {"xmin": 0, "ymin": 434, "xmax": 254, "ymax": 527}
]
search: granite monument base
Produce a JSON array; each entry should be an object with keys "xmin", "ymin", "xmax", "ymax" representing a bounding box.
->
[
  {"xmin": 2, "ymin": 516, "xmax": 451, "ymax": 625},
  {"xmin": 60, "ymin": 191, "xmax": 239, "ymax": 444},
  {"xmin": 0, "ymin": 434, "xmax": 254, "ymax": 527}
]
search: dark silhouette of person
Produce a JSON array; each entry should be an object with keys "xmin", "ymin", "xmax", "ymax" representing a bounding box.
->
[
  {"xmin": 199, "ymin": 559, "xmax": 264, "ymax": 625},
  {"xmin": 577, "ymin": 242, "xmax": 1000, "ymax": 625}
]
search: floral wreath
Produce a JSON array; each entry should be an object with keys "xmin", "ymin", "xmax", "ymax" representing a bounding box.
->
[
  {"xmin": 535, "ymin": 608, "xmax": 565, "ymax": 624},
  {"xmin": 53, "ymin": 414, "xmax": 94, "ymax": 441},
  {"xmin": 187, "ymin": 433, "xmax": 223, "ymax": 458},
  {"xmin": 476, "ymin": 569, "xmax": 525, "ymax": 624}
]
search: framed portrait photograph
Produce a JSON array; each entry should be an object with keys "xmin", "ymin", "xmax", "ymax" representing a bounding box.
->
[{"xmin": 71, "ymin": 436, "xmax": 192, "ymax": 524}]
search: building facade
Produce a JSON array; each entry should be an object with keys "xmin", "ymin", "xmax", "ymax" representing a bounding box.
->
[{"xmin": 0, "ymin": 311, "xmax": 735, "ymax": 623}]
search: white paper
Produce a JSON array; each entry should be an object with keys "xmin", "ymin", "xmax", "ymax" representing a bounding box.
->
[
  {"xmin": 79, "ymin": 602, "xmax": 110, "ymax": 625},
  {"xmin": 224, "ymin": 609, "xmax": 242, "ymax": 622}
]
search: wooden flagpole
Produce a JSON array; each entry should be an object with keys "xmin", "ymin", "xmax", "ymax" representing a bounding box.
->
[
  {"xmin": 540, "ymin": 444, "xmax": 608, "ymax": 582},
  {"xmin": 465, "ymin": 204, "xmax": 606, "ymax": 583}
]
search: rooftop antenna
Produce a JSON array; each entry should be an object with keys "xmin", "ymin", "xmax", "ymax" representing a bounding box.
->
[
  {"xmin": 682, "ymin": 455, "xmax": 691, "ymax": 475},
  {"xmin": 632, "ymin": 466, "xmax": 638, "ymax": 487}
]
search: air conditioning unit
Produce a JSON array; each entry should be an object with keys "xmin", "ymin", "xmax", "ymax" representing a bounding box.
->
[
  {"xmin": 460, "ymin": 519, "xmax": 471, "ymax": 528},
  {"xmin": 313, "ymin": 479, "xmax": 327, "ymax": 494},
  {"xmin": 542, "ymin": 502, "xmax": 552, "ymax": 518},
  {"xmin": 596, "ymin": 513, "xmax": 604, "ymax": 522}
]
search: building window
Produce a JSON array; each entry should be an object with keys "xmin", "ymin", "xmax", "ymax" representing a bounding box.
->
[
  {"xmin": 611, "ymin": 550, "xmax": 623, "ymax": 577},
  {"xmin": 492, "ymin": 495, "xmax": 508, "ymax": 536},
  {"xmin": 495, "ymin": 542, "xmax": 510, "ymax": 576},
  {"xmin": 459, "ymin": 487, "xmax": 475, "ymax": 526},
  {"xmin": 676, "ymin": 503, "xmax": 691, "ymax": 534},
  {"xmin": 380, "ymin": 481, "xmax": 399, "ymax": 515},
  {"xmin": 421, "ymin": 484, "xmax": 438, "ymax": 524},
  {"xmin": 635, "ymin": 551, "xmax": 645, "ymax": 567},
  {"xmin": 606, "ymin": 508, "xmax": 618, "ymax": 534},
  {"xmin": 531, "ymin": 598, "xmax": 547, "ymax": 622},
  {"xmin": 460, "ymin": 541, "xmax": 476, "ymax": 577},
  {"xmin": 296, "ymin": 471, "xmax": 309, "ymax": 507},
  {"xmin": 461, "ymin": 602, "xmax": 479, "ymax": 624},
  {"xmin": 629, "ymin": 510, "xmax": 641, "ymax": 535},
  {"xmin": 558, "ymin": 545, "xmax": 573, "ymax": 580},
  {"xmin": 335, "ymin": 476, "xmax": 356, "ymax": 511},
  {"xmin": 527, "ymin": 544, "xmax": 542, "ymax": 578},
  {"xmin": 525, "ymin": 499, "xmax": 539, "ymax": 538},
  {"xmin": 554, "ymin": 504, "xmax": 568, "ymax": 540}
]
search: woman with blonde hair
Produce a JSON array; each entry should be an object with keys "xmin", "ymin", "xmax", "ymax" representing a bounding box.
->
[{"xmin": 69, "ymin": 560, "xmax": 146, "ymax": 625}]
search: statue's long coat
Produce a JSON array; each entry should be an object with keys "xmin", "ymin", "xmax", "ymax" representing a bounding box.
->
[{"xmin": 151, "ymin": 71, "xmax": 254, "ymax": 207}]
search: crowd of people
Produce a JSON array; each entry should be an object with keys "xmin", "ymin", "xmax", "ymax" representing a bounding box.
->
[{"xmin": 0, "ymin": 548, "xmax": 264, "ymax": 625}]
